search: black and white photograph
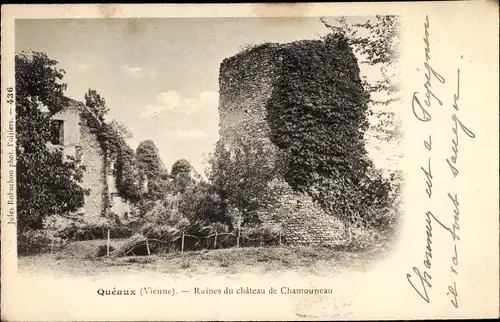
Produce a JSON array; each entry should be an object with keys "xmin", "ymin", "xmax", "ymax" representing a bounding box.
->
[
  {"xmin": 1, "ymin": 3, "xmax": 498, "ymax": 321},
  {"xmin": 14, "ymin": 15, "xmax": 402, "ymax": 274}
]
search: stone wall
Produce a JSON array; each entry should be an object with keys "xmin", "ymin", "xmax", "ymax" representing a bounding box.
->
[
  {"xmin": 78, "ymin": 112, "xmax": 108, "ymax": 219},
  {"xmin": 219, "ymin": 44, "xmax": 278, "ymax": 149},
  {"xmin": 50, "ymin": 105, "xmax": 81, "ymax": 147},
  {"xmin": 219, "ymin": 42, "xmax": 349, "ymax": 246},
  {"xmin": 50, "ymin": 102, "xmax": 108, "ymax": 218},
  {"xmin": 50, "ymin": 101, "xmax": 133, "ymax": 222},
  {"xmin": 110, "ymin": 193, "xmax": 132, "ymax": 217},
  {"xmin": 261, "ymin": 180, "xmax": 348, "ymax": 246}
]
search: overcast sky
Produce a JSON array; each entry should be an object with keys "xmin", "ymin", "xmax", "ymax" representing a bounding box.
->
[{"xmin": 16, "ymin": 17, "xmax": 380, "ymax": 175}]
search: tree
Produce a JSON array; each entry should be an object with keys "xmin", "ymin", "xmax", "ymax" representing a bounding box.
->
[
  {"xmin": 208, "ymin": 139, "xmax": 281, "ymax": 226},
  {"xmin": 136, "ymin": 140, "xmax": 164, "ymax": 175},
  {"xmin": 114, "ymin": 145, "xmax": 143, "ymax": 203},
  {"xmin": 82, "ymin": 89, "xmax": 142, "ymax": 203},
  {"xmin": 84, "ymin": 89, "xmax": 109, "ymax": 122},
  {"xmin": 109, "ymin": 120, "xmax": 133, "ymax": 140},
  {"xmin": 135, "ymin": 140, "xmax": 168, "ymax": 200},
  {"xmin": 320, "ymin": 16, "xmax": 400, "ymax": 104},
  {"xmin": 15, "ymin": 52, "xmax": 87, "ymax": 230},
  {"xmin": 178, "ymin": 180, "xmax": 229, "ymax": 228},
  {"xmin": 318, "ymin": 17, "xmax": 402, "ymax": 228},
  {"xmin": 170, "ymin": 159, "xmax": 194, "ymax": 194},
  {"xmin": 171, "ymin": 159, "xmax": 192, "ymax": 178},
  {"xmin": 320, "ymin": 16, "xmax": 401, "ymax": 142}
]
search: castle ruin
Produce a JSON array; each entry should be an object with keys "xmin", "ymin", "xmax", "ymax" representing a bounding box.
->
[
  {"xmin": 218, "ymin": 41, "xmax": 352, "ymax": 247},
  {"xmin": 49, "ymin": 100, "xmax": 132, "ymax": 220}
]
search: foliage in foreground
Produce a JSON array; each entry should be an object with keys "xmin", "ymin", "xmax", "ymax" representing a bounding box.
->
[
  {"xmin": 207, "ymin": 139, "xmax": 283, "ymax": 227},
  {"xmin": 15, "ymin": 52, "xmax": 87, "ymax": 231}
]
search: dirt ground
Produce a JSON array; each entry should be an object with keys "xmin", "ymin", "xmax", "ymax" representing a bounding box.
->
[{"xmin": 18, "ymin": 238, "xmax": 395, "ymax": 277}]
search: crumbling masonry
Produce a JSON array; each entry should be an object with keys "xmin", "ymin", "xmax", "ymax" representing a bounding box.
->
[{"xmin": 218, "ymin": 41, "xmax": 350, "ymax": 246}]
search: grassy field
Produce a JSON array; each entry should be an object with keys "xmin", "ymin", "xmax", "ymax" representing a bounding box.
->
[{"xmin": 18, "ymin": 237, "xmax": 395, "ymax": 277}]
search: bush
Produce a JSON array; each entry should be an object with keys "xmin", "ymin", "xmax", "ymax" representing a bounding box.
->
[
  {"xmin": 43, "ymin": 214, "xmax": 135, "ymax": 241},
  {"xmin": 240, "ymin": 223, "xmax": 282, "ymax": 247},
  {"xmin": 207, "ymin": 140, "xmax": 282, "ymax": 227},
  {"xmin": 178, "ymin": 181, "xmax": 230, "ymax": 228},
  {"xmin": 111, "ymin": 233, "xmax": 151, "ymax": 257},
  {"xmin": 115, "ymin": 197, "xmax": 236, "ymax": 256},
  {"xmin": 18, "ymin": 229, "xmax": 53, "ymax": 255},
  {"xmin": 130, "ymin": 199, "xmax": 197, "ymax": 254},
  {"xmin": 345, "ymin": 225, "xmax": 398, "ymax": 252}
]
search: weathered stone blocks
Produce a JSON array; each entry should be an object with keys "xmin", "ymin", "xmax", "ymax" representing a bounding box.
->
[
  {"xmin": 219, "ymin": 43, "xmax": 349, "ymax": 246},
  {"xmin": 79, "ymin": 111, "xmax": 107, "ymax": 219}
]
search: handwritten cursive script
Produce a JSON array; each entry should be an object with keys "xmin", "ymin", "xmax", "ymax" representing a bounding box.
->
[
  {"xmin": 406, "ymin": 15, "xmax": 475, "ymax": 309},
  {"xmin": 411, "ymin": 15, "xmax": 446, "ymax": 123},
  {"xmin": 443, "ymin": 67, "xmax": 475, "ymax": 308},
  {"xmin": 446, "ymin": 68, "xmax": 476, "ymax": 177}
]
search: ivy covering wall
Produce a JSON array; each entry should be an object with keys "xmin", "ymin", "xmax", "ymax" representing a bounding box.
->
[
  {"xmin": 267, "ymin": 35, "xmax": 370, "ymax": 187},
  {"xmin": 80, "ymin": 103, "xmax": 142, "ymax": 204},
  {"xmin": 265, "ymin": 35, "xmax": 391, "ymax": 226},
  {"xmin": 219, "ymin": 36, "xmax": 393, "ymax": 229}
]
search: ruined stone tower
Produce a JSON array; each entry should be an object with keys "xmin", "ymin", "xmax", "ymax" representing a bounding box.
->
[{"xmin": 218, "ymin": 41, "xmax": 350, "ymax": 246}]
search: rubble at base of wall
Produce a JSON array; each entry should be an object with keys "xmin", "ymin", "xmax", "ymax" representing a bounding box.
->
[{"xmin": 260, "ymin": 179, "xmax": 349, "ymax": 247}]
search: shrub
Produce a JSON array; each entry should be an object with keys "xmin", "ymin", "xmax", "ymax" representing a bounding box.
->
[
  {"xmin": 207, "ymin": 139, "xmax": 282, "ymax": 227},
  {"xmin": 240, "ymin": 223, "xmax": 282, "ymax": 247},
  {"xmin": 18, "ymin": 229, "xmax": 53, "ymax": 255},
  {"xmin": 111, "ymin": 233, "xmax": 149, "ymax": 257},
  {"xmin": 178, "ymin": 181, "xmax": 230, "ymax": 228},
  {"xmin": 346, "ymin": 226, "xmax": 392, "ymax": 251},
  {"xmin": 115, "ymin": 196, "xmax": 236, "ymax": 256},
  {"xmin": 131, "ymin": 199, "xmax": 203, "ymax": 254},
  {"xmin": 43, "ymin": 214, "xmax": 135, "ymax": 241}
]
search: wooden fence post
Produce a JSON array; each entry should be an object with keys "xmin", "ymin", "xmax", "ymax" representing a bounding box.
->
[
  {"xmin": 214, "ymin": 232, "xmax": 218, "ymax": 249},
  {"xmin": 181, "ymin": 231, "xmax": 185, "ymax": 253},
  {"xmin": 260, "ymin": 235, "xmax": 263, "ymax": 247},
  {"xmin": 236, "ymin": 213, "xmax": 241, "ymax": 248},
  {"xmin": 107, "ymin": 229, "xmax": 110, "ymax": 256},
  {"xmin": 279, "ymin": 231, "xmax": 282, "ymax": 246},
  {"xmin": 146, "ymin": 238, "xmax": 151, "ymax": 256}
]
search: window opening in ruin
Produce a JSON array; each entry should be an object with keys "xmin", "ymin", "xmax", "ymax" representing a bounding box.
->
[
  {"xmin": 76, "ymin": 190, "xmax": 85, "ymax": 214},
  {"xmin": 109, "ymin": 160, "xmax": 118, "ymax": 177},
  {"xmin": 75, "ymin": 145, "xmax": 82, "ymax": 162},
  {"xmin": 50, "ymin": 119, "xmax": 64, "ymax": 145}
]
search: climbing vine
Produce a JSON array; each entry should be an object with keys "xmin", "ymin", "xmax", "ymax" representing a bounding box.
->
[
  {"xmin": 266, "ymin": 35, "xmax": 392, "ymax": 227},
  {"xmin": 81, "ymin": 90, "xmax": 142, "ymax": 204},
  {"xmin": 115, "ymin": 145, "xmax": 142, "ymax": 203}
]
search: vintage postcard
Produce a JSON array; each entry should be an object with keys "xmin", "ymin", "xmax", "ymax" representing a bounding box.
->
[{"xmin": 1, "ymin": 2, "xmax": 498, "ymax": 321}]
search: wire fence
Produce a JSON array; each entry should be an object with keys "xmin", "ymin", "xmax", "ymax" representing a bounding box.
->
[
  {"xmin": 101, "ymin": 224, "xmax": 353, "ymax": 257},
  {"xmin": 98, "ymin": 228, "xmax": 287, "ymax": 257},
  {"xmin": 45, "ymin": 224, "xmax": 351, "ymax": 257}
]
